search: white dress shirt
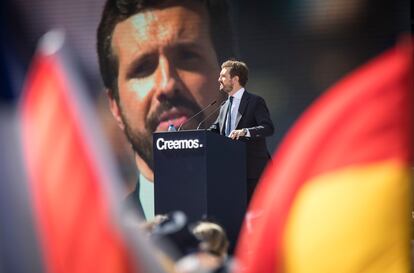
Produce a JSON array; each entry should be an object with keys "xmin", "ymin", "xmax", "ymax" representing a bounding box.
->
[
  {"xmin": 139, "ymin": 174, "xmax": 154, "ymax": 220},
  {"xmin": 228, "ymin": 88, "xmax": 250, "ymax": 137},
  {"xmin": 228, "ymin": 88, "xmax": 244, "ymax": 133}
]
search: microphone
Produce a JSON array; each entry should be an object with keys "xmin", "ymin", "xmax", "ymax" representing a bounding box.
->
[
  {"xmin": 178, "ymin": 100, "xmax": 217, "ymax": 131},
  {"xmin": 196, "ymin": 100, "xmax": 226, "ymax": 129}
]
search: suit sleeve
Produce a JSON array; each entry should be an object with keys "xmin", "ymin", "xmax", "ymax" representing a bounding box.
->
[
  {"xmin": 208, "ymin": 117, "xmax": 220, "ymax": 134},
  {"xmin": 247, "ymin": 97, "xmax": 274, "ymax": 138},
  {"xmin": 208, "ymin": 104, "xmax": 225, "ymax": 134}
]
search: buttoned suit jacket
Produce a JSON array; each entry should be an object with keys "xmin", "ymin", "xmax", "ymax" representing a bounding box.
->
[{"xmin": 209, "ymin": 90, "xmax": 274, "ymax": 180}]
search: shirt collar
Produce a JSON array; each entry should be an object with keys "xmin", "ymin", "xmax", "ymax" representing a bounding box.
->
[{"xmin": 230, "ymin": 87, "xmax": 245, "ymax": 100}]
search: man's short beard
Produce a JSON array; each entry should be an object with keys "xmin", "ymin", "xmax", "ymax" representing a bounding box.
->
[
  {"xmin": 123, "ymin": 118, "xmax": 154, "ymax": 170},
  {"xmin": 118, "ymin": 94, "xmax": 203, "ymax": 172},
  {"xmin": 223, "ymin": 82, "xmax": 233, "ymax": 93}
]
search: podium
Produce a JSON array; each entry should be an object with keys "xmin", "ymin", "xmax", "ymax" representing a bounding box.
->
[{"xmin": 153, "ymin": 130, "xmax": 246, "ymax": 248}]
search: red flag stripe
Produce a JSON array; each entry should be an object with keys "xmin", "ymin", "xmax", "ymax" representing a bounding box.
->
[{"xmin": 21, "ymin": 47, "xmax": 135, "ymax": 272}]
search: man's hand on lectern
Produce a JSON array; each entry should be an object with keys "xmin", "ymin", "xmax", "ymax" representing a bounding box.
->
[{"xmin": 229, "ymin": 129, "xmax": 247, "ymax": 140}]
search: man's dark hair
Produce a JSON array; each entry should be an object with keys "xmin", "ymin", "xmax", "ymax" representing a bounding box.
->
[
  {"xmin": 97, "ymin": 0, "xmax": 235, "ymax": 102},
  {"xmin": 221, "ymin": 60, "xmax": 248, "ymax": 86}
]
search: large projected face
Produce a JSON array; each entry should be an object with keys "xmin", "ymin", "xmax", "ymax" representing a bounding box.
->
[{"xmin": 110, "ymin": 3, "xmax": 219, "ymax": 179}]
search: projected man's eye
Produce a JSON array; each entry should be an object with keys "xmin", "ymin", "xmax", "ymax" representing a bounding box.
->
[
  {"xmin": 176, "ymin": 49, "xmax": 202, "ymax": 71},
  {"xmin": 129, "ymin": 55, "xmax": 158, "ymax": 79},
  {"xmin": 180, "ymin": 50, "xmax": 200, "ymax": 61}
]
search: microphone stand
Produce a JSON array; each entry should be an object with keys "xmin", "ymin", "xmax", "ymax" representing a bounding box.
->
[
  {"xmin": 177, "ymin": 100, "xmax": 216, "ymax": 131},
  {"xmin": 196, "ymin": 101, "xmax": 226, "ymax": 129}
]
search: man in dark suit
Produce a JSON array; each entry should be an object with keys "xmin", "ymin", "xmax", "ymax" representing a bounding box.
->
[{"xmin": 209, "ymin": 60, "xmax": 274, "ymax": 201}]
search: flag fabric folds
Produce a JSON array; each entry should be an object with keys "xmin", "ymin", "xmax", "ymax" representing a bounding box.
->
[
  {"xmin": 20, "ymin": 31, "xmax": 137, "ymax": 273},
  {"xmin": 235, "ymin": 38, "xmax": 413, "ymax": 273}
]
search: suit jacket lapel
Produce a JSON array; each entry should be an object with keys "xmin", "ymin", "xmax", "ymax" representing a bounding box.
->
[
  {"xmin": 219, "ymin": 100, "xmax": 229, "ymax": 134},
  {"xmin": 236, "ymin": 91, "xmax": 249, "ymax": 128}
]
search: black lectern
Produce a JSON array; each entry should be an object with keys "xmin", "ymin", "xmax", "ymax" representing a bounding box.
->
[{"xmin": 153, "ymin": 130, "xmax": 246, "ymax": 248}]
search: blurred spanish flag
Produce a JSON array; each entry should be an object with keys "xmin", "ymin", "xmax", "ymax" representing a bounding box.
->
[
  {"xmin": 235, "ymin": 37, "xmax": 413, "ymax": 273},
  {"xmin": 19, "ymin": 31, "xmax": 167, "ymax": 273}
]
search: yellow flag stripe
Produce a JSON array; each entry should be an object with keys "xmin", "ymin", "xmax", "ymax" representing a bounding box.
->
[{"xmin": 284, "ymin": 160, "xmax": 412, "ymax": 273}]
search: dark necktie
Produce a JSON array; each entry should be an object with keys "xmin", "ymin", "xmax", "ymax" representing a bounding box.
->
[{"xmin": 225, "ymin": 96, "xmax": 234, "ymax": 136}]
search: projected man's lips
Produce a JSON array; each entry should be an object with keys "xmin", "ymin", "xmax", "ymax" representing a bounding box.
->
[{"xmin": 156, "ymin": 108, "xmax": 190, "ymax": 131}]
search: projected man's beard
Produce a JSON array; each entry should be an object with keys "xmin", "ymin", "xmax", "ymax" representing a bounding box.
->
[{"xmin": 119, "ymin": 95, "xmax": 202, "ymax": 171}]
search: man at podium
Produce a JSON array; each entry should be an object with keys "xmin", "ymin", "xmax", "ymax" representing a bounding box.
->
[{"xmin": 209, "ymin": 60, "xmax": 274, "ymax": 201}]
